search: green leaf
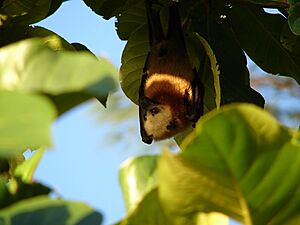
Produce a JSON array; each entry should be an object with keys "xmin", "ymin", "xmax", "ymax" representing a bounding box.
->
[
  {"xmin": 0, "ymin": 178, "xmax": 11, "ymax": 207},
  {"xmin": 0, "ymin": 196, "xmax": 102, "ymax": 225},
  {"xmin": 83, "ymin": 0, "xmax": 124, "ymax": 20},
  {"xmin": 196, "ymin": 213, "xmax": 229, "ymax": 225},
  {"xmin": 209, "ymin": 23, "xmax": 265, "ymax": 107},
  {"xmin": 0, "ymin": 38, "xmax": 117, "ymax": 114},
  {"xmin": 0, "ymin": 0, "xmax": 51, "ymax": 27},
  {"xmin": 0, "ymin": 26, "xmax": 75, "ymax": 50},
  {"xmin": 158, "ymin": 104, "xmax": 300, "ymax": 225},
  {"xmin": 228, "ymin": 6, "xmax": 300, "ymax": 85},
  {"xmin": 185, "ymin": 34, "xmax": 218, "ymax": 113},
  {"xmin": 14, "ymin": 149, "xmax": 45, "ymax": 183},
  {"xmin": 0, "ymin": 159, "xmax": 9, "ymax": 176},
  {"xmin": 46, "ymin": 0, "xmax": 68, "ymax": 18},
  {"xmin": 280, "ymin": 22, "xmax": 300, "ymax": 54},
  {"xmin": 115, "ymin": 189, "xmax": 173, "ymax": 225},
  {"xmin": 115, "ymin": 1, "xmax": 146, "ymax": 40},
  {"xmin": 84, "ymin": 0, "xmax": 147, "ymax": 40},
  {"xmin": 0, "ymin": 91, "xmax": 55, "ymax": 156},
  {"xmin": 117, "ymin": 189, "xmax": 230, "ymax": 225},
  {"xmin": 119, "ymin": 155, "xmax": 158, "ymax": 213},
  {"xmin": 188, "ymin": 33, "xmax": 221, "ymax": 111},
  {"xmin": 0, "ymin": 178, "xmax": 51, "ymax": 209},
  {"xmin": 288, "ymin": 2, "xmax": 300, "ymax": 35},
  {"xmin": 83, "ymin": 0, "xmax": 139, "ymax": 21},
  {"xmin": 0, "ymin": 155, "xmax": 24, "ymax": 181},
  {"xmin": 120, "ymin": 25, "xmax": 148, "ymax": 104}
]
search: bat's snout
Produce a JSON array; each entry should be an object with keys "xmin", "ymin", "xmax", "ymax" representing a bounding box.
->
[{"xmin": 142, "ymin": 135, "xmax": 153, "ymax": 144}]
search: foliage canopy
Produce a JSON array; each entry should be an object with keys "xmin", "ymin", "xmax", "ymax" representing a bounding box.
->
[{"xmin": 0, "ymin": 0, "xmax": 299, "ymax": 225}]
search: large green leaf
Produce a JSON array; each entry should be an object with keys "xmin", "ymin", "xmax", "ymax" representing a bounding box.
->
[
  {"xmin": 119, "ymin": 155, "xmax": 158, "ymax": 213},
  {"xmin": 0, "ymin": 26, "xmax": 75, "ymax": 50},
  {"xmin": 115, "ymin": 189, "xmax": 174, "ymax": 225},
  {"xmin": 117, "ymin": 155, "xmax": 229, "ymax": 225},
  {"xmin": 205, "ymin": 21, "xmax": 264, "ymax": 107},
  {"xmin": 120, "ymin": 25, "xmax": 148, "ymax": 104},
  {"xmin": 83, "ymin": 0, "xmax": 125, "ymax": 20},
  {"xmin": 228, "ymin": 6, "xmax": 300, "ymax": 85},
  {"xmin": 0, "ymin": 38, "xmax": 117, "ymax": 114},
  {"xmin": 158, "ymin": 104, "xmax": 300, "ymax": 225},
  {"xmin": 0, "ymin": 196, "xmax": 102, "ymax": 225},
  {"xmin": 117, "ymin": 187, "xmax": 230, "ymax": 225},
  {"xmin": 115, "ymin": 1, "xmax": 146, "ymax": 40},
  {"xmin": 83, "ymin": 0, "xmax": 139, "ymax": 21},
  {"xmin": 0, "ymin": 91, "xmax": 55, "ymax": 156},
  {"xmin": 84, "ymin": 0, "xmax": 148, "ymax": 40},
  {"xmin": 0, "ymin": 0, "xmax": 51, "ymax": 27}
]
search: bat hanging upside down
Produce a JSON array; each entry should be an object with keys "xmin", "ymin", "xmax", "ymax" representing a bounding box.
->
[{"xmin": 139, "ymin": 0, "xmax": 205, "ymax": 144}]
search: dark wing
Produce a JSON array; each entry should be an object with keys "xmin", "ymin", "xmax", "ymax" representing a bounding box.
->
[
  {"xmin": 139, "ymin": 52, "xmax": 153, "ymax": 144},
  {"xmin": 185, "ymin": 68, "xmax": 205, "ymax": 127}
]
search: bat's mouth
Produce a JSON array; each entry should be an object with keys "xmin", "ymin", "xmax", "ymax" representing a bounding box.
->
[{"xmin": 142, "ymin": 135, "xmax": 153, "ymax": 144}]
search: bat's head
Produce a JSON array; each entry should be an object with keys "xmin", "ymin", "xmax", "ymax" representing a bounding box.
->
[
  {"xmin": 140, "ymin": 96, "xmax": 186, "ymax": 144},
  {"xmin": 144, "ymin": 104, "xmax": 173, "ymax": 140}
]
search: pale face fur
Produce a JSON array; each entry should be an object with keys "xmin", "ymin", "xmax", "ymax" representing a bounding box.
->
[{"xmin": 143, "ymin": 105, "xmax": 173, "ymax": 140}]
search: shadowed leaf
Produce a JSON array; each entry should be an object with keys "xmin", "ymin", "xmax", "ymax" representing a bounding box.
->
[{"xmin": 0, "ymin": 196, "xmax": 102, "ymax": 225}]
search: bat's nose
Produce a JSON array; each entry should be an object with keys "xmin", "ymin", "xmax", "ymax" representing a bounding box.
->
[{"xmin": 142, "ymin": 135, "xmax": 153, "ymax": 144}]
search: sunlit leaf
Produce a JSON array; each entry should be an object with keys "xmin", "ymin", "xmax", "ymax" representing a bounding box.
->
[
  {"xmin": 14, "ymin": 149, "xmax": 45, "ymax": 183},
  {"xmin": 115, "ymin": 189, "xmax": 173, "ymax": 225},
  {"xmin": 0, "ymin": 38, "xmax": 117, "ymax": 114},
  {"xmin": 196, "ymin": 212, "xmax": 229, "ymax": 225},
  {"xmin": 0, "ymin": 91, "xmax": 55, "ymax": 156},
  {"xmin": 191, "ymin": 33, "xmax": 221, "ymax": 109},
  {"xmin": 159, "ymin": 104, "xmax": 300, "ymax": 225},
  {"xmin": 119, "ymin": 155, "xmax": 158, "ymax": 212}
]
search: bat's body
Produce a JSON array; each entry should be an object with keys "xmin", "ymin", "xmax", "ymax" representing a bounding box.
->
[{"xmin": 139, "ymin": 0, "xmax": 204, "ymax": 144}]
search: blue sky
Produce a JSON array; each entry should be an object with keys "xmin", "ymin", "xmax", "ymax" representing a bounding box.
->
[{"xmin": 32, "ymin": 1, "xmax": 299, "ymax": 225}]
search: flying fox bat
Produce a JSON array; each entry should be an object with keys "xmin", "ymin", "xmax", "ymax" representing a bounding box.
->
[{"xmin": 139, "ymin": 0, "xmax": 204, "ymax": 144}]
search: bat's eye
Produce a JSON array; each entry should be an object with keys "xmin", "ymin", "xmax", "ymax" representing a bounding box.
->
[
  {"xmin": 150, "ymin": 107, "xmax": 160, "ymax": 115},
  {"xmin": 167, "ymin": 120, "xmax": 177, "ymax": 130}
]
